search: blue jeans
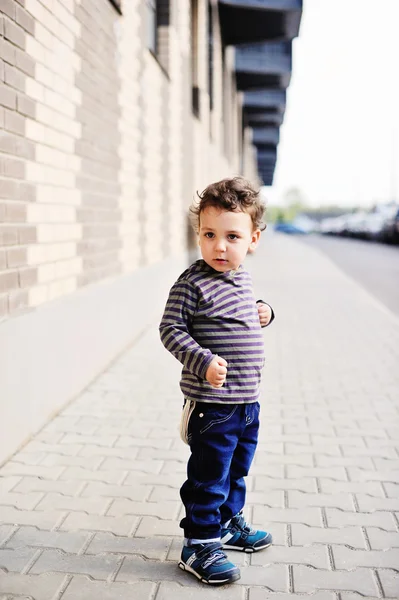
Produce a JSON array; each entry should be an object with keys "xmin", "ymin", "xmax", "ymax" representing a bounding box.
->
[{"xmin": 180, "ymin": 401, "xmax": 260, "ymax": 540}]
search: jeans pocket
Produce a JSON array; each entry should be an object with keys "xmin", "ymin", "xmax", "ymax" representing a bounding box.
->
[{"xmin": 198, "ymin": 404, "xmax": 238, "ymax": 435}]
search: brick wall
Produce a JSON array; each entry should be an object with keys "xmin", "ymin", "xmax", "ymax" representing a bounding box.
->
[{"xmin": 0, "ymin": 0, "xmax": 259, "ymax": 322}]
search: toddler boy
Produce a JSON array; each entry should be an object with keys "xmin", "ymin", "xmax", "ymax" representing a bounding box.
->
[{"xmin": 159, "ymin": 177, "xmax": 274, "ymax": 585}]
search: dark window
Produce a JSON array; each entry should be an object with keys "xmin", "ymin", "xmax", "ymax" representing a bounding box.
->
[
  {"xmin": 191, "ymin": 0, "xmax": 200, "ymax": 118},
  {"xmin": 147, "ymin": 0, "xmax": 157, "ymax": 54},
  {"xmin": 208, "ymin": 2, "xmax": 214, "ymax": 112},
  {"xmin": 108, "ymin": 0, "xmax": 122, "ymax": 14}
]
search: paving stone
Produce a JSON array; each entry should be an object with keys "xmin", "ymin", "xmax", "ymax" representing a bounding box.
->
[
  {"xmin": 40, "ymin": 454, "xmax": 104, "ymax": 469},
  {"xmin": 35, "ymin": 493, "xmax": 110, "ymax": 514},
  {"xmin": 123, "ymin": 473, "xmax": 184, "ymax": 488},
  {"xmin": 30, "ymin": 549, "xmax": 120, "ymax": 579},
  {"xmin": 78, "ymin": 445, "xmax": 140, "ymax": 459},
  {"xmin": 114, "ymin": 436, "xmax": 172, "ymax": 449},
  {"xmin": 315, "ymin": 455, "xmax": 374, "ymax": 468},
  {"xmin": 249, "ymin": 592, "xmax": 336, "ymax": 600},
  {"xmin": 342, "ymin": 445, "xmax": 399, "ymax": 459},
  {"xmin": 292, "ymin": 565, "xmax": 379, "ymax": 596},
  {"xmin": 22, "ymin": 441, "xmax": 83, "ymax": 456},
  {"xmin": 116, "ymin": 554, "xmax": 194, "ymax": 585},
  {"xmin": 157, "ymin": 582, "xmax": 245, "ymax": 599},
  {"xmin": 287, "ymin": 466, "xmax": 348, "ymax": 480},
  {"xmin": 255, "ymin": 453, "xmax": 314, "ymax": 466},
  {"xmin": 0, "ymin": 477, "xmax": 21, "ymax": 494},
  {"xmin": 60, "ymin": 513, "xmax": 138, "ymax": 536},
  {"xmin": 347, "ymin": 467, "xmax": 399, "ymax": 483},
  {"xmin": 134, "ymin": 517, "xmax": 181, "ymax": 537},
  {"xmin": 12, "ymin": 452, "xmax": 47, "ymax": 466},
  {"xmin": 366, "ymin": 527, "xmax": 399, "ymax": 550},
  {"xmin": 6, "ymin": 527, "xmax": 89, "ymax": 553},
  {"xmin": 0, "ymin": 573, "xmax": 65, "ymax": 599},
  {"xmin": 0, "ymin": 463, "xmax": 64, "ymax": 480},
  {"xmin": 325, "ymin": 508, "xmax": 397, "ymax": 530},
  {"xmin": 0, "ymin": 491, "xmax": 43, "ymax": 510},
  {"xmin": 245, "ymin": 490, "xmax": 285, "ymax": 507},
  {"xmin": 85, "ymin": 532, "xmax": 170, "ymax": 559},
  {"xmin": 80, "ymin": 481, "xmax": 151, "ymax": 501},
  {"xmin": 100, "ymin": 457, "xmax": 164, "ymax": 474},
  {"xmin": 12, "ymin": 477, "xmax": 83, "ymax": 496},
  {"xmin": 250, "ymin": 545, "xmax": 330, "ymax": 569},
  {"xmin": 106, "ymin": 499, "xmax": 180, "ymax": 519},
  {"xmin": 60, "ymin": 576, "xmax": 156, "ymax": 600},
  {"xmin": 59, "ymin": 467, "xmax": 125, "ymax": 484},
  {"xmin": 291, "ymin": 524, "xmax": 367, "ymax": 549},
  {"xmin": 0, "ymin": 525, "xmax": 14, "ymax": 546},
  {"xmin": 332, "ymin": 545, "xmax": 399, "ymax": 569},
  {"xmin": 355, "ymin": 493, "xmax": 399, "ymax": 511},
  {"xmin": 384, "ymin": 482, "xmax": 399, "ymax": 498},
  {"xmin": 285, "ymin": 443, "xmax": 341, "ymax": 456},
  {"xmin": 0, "ymin": 507, "xmax": 62, "ymax": 529},
  {"xmin": 318, "ymin": 479, "xmax": 385, "ymax": 497},
  {"xmin": 253, "ymin": 506, "xmax": 323, "ymax": 527},
  {"xmin": 237, "ymin": 564, "xmax": 289, "ymax": 590},
  {"xmin": 60, "ymin": 434, "xmax": 119, "ymax": 447},
  {"xmin": 378, "ymin": 569, "xmax": 399, "ymax": 598},
  {"xmin": 0, "ymin": 547, "xmax": 37, "ymax": 572},
  {"xmin": 254, "ymin": 476, "xmax": 318, "ymax": 493},
  {"xmin": 288, "ymin": 490, "xmax": 355, "ymax": 511}
]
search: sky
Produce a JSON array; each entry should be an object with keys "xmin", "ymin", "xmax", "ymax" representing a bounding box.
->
[{"xmin": 266, "ymin": 0, "xmax": 399, "ymax": 208}]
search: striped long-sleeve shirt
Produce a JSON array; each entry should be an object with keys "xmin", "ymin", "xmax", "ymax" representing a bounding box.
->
[{"xmin": 159, "ymin": 259, "xmax": 267, "ymax": 404}]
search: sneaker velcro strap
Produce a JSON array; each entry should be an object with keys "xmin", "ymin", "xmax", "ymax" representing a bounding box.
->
[{"xmin": 192, "ymin": 542, "xmax": 223, "ymax": 562}]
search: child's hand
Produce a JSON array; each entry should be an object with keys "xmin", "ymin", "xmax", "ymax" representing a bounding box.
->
[
  {"xmin": 257, "ymin": 302, "xmax": 272, "ymax": 327},
  {"xmin": 206, "ymin": 356, "xmax": 228, "ymax": 388}
]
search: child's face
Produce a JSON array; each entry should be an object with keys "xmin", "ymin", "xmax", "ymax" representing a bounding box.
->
[{"xmin": 198, "ymin": 206, "xmax": 261, "ymax": 272}]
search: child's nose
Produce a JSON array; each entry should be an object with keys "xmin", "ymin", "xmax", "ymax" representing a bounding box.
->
[{"xmin": 215, "ymin": 239, "xmax": 226, "ymax": 251}]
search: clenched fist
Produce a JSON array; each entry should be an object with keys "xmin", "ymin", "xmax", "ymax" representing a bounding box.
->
[{"xmin": 206, "ymin": 356, "xmax": 228, "ymax": 388}]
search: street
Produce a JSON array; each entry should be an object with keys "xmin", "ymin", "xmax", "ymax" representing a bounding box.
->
[{"xmin": 298, "ymin": 234, "xmax": 399, "ymax": 318}]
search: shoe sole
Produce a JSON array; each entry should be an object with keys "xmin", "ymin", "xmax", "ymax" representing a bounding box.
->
[
  {"xmin": 223, "ymin": 540, "xmax": 272, "ymax": 553},
  {"xmin": 179, "ymin": 561, "xmax": 241, "ymax": 585}
]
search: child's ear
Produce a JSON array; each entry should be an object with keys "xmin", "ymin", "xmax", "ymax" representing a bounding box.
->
[{"xmin": 249, "ymin": 228, "xmax": 261, "ymax": 251}]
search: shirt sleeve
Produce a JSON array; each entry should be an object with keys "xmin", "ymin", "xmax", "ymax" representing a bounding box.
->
[
  {"xmin": 256, "ymin": 299, "xmax": 275, "ymax": 328},
  {"xmin": 159, "ymin": 279, "xmax": 214, "ymax": 379}
]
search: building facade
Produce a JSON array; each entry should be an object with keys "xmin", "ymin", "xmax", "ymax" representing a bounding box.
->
[{"xmin": 0, "ymin": 0, "xmax": 301, "ymax": 462}]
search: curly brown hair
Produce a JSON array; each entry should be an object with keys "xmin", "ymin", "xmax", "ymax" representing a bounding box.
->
[{"xmin": 190, "ymin": 177, "xmax": 266, "ymax": 233}]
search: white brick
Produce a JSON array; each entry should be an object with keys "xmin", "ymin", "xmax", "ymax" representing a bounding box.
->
[
  {"xmin": 38, "ymin": 263, "xmax": 56, "ymax": 284},
  {"xmin": 36, "ymin": 185, "xmax": 80, "ymax": 206},
  {"xmin": 37, "ymin": 224, "xmax": 81, "ymax": 243},
  {"xmin": 25, "ymin": 119, "xmax": 46, "ymax": 143},
  {"xmin": 26, "ymin": 36, "xmax": 46, "ymax": 64},
  {"xmin": 26, "ymin": 77, "xmax": 45, "ymax": 103},
  {"xmin": 48, "ymin": 277, "xmax": 76, "ymax": 301},
  {"xmin": 52, "ymin": 0, "xmax": 81, "ymax": 37},
  {"xmin": 36, "ymin": 63, "xmax": 54, "ymax": 88},
  {"xmin": 54, "ymin": 257, "xmax": 82, "ymax": 279},
  {"xmin": 44, "ymin": 128, "xmax": 74, "ymax": 153},
  {"xmin": 36, "ymin": 144, "xmax": 68, "ymax": 169},
  {"xmin": 35, "ymin": 22, "xmax": 56, "ymax": 51},
  {"xmin": 27, "ymin": 242, "xmax": 76, "ymax": 265},
  {"xmin": 44, "ymin": 89, "xmax": 75, "ymax": 119},
  {"xmin": 29, "ymin": 284, "xmax": 48, "ymax": 307}
]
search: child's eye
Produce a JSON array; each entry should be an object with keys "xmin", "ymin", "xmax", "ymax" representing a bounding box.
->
[
  {"xmin": 204, "ymin": 232, "xmax": 214, "ymax": 238},
  {"xmin": 228, "ymin": 234, "xmax": 239, "ymax": 240}
]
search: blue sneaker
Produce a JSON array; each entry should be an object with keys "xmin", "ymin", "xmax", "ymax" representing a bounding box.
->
[
  {"xmin": 179, "ymin": 541, "xmax": 240, "ymax": 585},
  {"xmin": 221, "ymin": 512, "xmax": 272, "ymax": 552}
]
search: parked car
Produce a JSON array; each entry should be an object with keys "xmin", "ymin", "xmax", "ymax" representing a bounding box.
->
[
  {"xmin": 274, "ymin": 223, "xmax": 306, "ymax": 234},
  {"xmin": 381, "ymin": 206, "xmax": 399, "ymax": 244}
]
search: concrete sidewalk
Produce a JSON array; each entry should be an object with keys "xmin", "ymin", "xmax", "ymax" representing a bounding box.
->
[{"xmin": 1, "ymin": 234, "xmax": 399, "ymax": 599}]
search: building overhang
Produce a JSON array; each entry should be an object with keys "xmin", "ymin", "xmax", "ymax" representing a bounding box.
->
[
  {"xmin": 218, "ymin": 0, "xmax": 302, "ymax": 46},
  {"xmin": 235, "ymin": 41, "xmax": 292, "ymax": 91}
]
